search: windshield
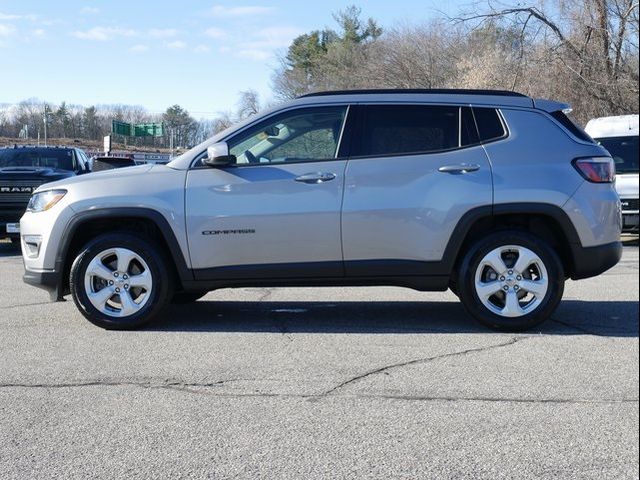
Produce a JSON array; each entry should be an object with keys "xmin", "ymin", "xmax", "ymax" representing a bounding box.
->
[
  {"xmin": 595, "ymin": 136, "xmax": 639, "ymax": 174},
  {"xmin": 0, "ymin": 148, "xmax": 75, "ymax": 170}
]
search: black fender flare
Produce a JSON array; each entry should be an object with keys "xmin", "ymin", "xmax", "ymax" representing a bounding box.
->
[
  {"xmin": 440, "ymin": 202, "xmax": 583, "ymax": 277},
  {"xmin": 55, "ymin": 207, "xmax": 193, "ymax": 296}
]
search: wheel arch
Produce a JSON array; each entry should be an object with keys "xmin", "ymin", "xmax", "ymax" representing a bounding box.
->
[
  {"xmin": 55, "ymin": 208, "xmax": 192, "ymax": 298},
  {"xmin": 445, "ymin": 203, "xmax": 582, "ymax": 279}
]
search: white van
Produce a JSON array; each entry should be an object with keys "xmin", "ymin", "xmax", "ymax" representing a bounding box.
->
[{"xmin": 585, "ymin": 115, "xmax": 639, "ymax": 233}]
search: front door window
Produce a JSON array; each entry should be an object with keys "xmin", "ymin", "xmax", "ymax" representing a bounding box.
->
[{"xmin": 228, "ymin": 106, "xmax": 347, "ymax": 165}]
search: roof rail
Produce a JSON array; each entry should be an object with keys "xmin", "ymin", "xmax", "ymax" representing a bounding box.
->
[{"xmin": 299, "ymin": 88, "xmax": 529, "ymax": 98}]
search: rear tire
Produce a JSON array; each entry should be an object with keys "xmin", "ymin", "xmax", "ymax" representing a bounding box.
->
[
  {"xmin": 457, "ymin": 230, "xmax": 564, "ymax": 331},
  {"xmin": 70, "ymin": 232, "xmax": 172, "ymax": 329}
]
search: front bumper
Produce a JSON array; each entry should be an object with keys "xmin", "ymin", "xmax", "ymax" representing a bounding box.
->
[
  {"xmin": 570, "ymin": 241, "xmax": 623, "ymax": 280},
  {"xmin": 23, "ymin": 268, "xmax": 63, "ymax": 301},
  {"xmin": 0, "ymin": 220, "xmax": 21, "ymax": 238}
]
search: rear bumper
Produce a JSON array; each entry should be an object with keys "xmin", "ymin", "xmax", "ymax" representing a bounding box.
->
[
  {"xmin": 570, "ymin": 241, "xmax": 623, "ymax": 280},
  {"xmin": 23, "ymin": 268, "xmax": 63, "ymax": 301}
]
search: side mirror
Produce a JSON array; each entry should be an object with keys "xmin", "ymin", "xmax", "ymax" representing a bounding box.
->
[
  {"xmin": 264, "ymin": 126, "xmax": 280, "ymax": 137},
  {"xmin": 204, "ymin": 142, "xmax": 236, "ymax": 167}
]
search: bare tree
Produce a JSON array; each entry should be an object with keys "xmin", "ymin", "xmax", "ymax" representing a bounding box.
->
[
  {"xmin": 454, "ymin": 0, "xmax": 639, "ymax": 121},
  {"xmin": 236, "ymin": 90, "xmax": 261, "ymax": 120}
]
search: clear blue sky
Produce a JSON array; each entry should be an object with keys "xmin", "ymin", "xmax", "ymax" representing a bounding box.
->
[{"xmin": 0, "ymin": 1, "xmax": 465, "ymax": 118}]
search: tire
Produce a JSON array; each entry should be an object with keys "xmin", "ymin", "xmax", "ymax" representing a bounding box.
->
[
  {"xmin": 70, "ymin": 232, "xmax": 173, "ymax": 329},
  {"xmin": 172, "ymin": 291, "xmax": 208, "ymax": 304},
  {"xmin": 457, "ymin": 230, "xmax": 564, "ymax": 331}
]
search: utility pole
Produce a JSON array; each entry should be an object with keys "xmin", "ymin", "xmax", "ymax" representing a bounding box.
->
[{"xmin": 42, "ymin": 106, "xmax": 49, "ymax": 147}]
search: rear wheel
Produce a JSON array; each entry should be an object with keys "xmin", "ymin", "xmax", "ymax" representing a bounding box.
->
[
  {"xmin": 70, "ymin": 233, "xmax": 172, "ymax": 329},
  {"xmin": 457, "ymin": 231, "xmax": 564, "ymax": 331}
]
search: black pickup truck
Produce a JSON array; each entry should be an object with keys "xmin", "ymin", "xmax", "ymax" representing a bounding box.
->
[{"xmin": 0, "ymin": 146, "xmax": 91, "ymax": 244}]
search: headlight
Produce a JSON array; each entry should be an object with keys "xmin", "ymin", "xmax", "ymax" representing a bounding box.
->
[{"xmin": 26, "ymin": 189, "xmax": 67, "ymax": 213}]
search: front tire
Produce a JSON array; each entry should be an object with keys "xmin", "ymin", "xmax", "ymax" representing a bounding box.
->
[
  {"xmin": 70, "ymin": 233, "xmax": 172, "ymax": 329},
  {"xmin": 457, "ymin": 231, "xmax": 564, "ymax": 331}
]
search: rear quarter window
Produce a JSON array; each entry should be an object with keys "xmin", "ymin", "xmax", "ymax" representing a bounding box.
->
[
  {"xmin": 472, "ymin": 108, "xmax": 507, "ymax": 142},
  {"xmin": 550, "ymin": 111, "xmax": 595, "ymax": 143}
]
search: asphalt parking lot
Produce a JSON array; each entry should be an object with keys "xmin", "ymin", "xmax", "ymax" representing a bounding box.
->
[{"xmin": 0, "ymin": 239, "xmax": 638, "ymax": 479}]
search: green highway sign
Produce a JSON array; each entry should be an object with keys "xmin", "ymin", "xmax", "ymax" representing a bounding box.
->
[
  {"xmin": 112, "ymin": 120, "xmax": 164, "ymax": 137},
  {"xmin": 134, "ymin": 122, "xmax": 164, "ymax": 137},
  {"xmin": 112, "ymin": 120, "xmax": 132, "ymax": 136}
]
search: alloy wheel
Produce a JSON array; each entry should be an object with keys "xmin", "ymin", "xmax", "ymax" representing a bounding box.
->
[
  {"xmin": 473, "ymin": 244, "xmax": 549, "ymax": 318},
  {"xmin": 83, "ymin": 247, "xmax": 153, "ymax": 317}
]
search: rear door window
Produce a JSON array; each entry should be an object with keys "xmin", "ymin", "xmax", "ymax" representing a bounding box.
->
[{"xmin": 352, "ymin": 105, "xmax": 477, "ymax": 157}]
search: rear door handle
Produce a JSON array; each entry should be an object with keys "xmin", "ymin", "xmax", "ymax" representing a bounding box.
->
[
  {"xmin": 438, "ymin": 163, "xmax": 480, "ymax": 174},
  {"xmin": 294, "ymin": 172, "xmax": 336, "ymax": 184}
]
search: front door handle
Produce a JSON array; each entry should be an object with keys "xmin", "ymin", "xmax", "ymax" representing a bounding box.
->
[
  {"xmin": 294, "ymin": 172, "xmax": 336, "ymax": 184},
  {"xmin": 438, "ymin": 163, "xmax": 481, "ymax": 174}
]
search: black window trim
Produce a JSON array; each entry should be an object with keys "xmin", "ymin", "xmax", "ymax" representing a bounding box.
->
[
  {"xmin": 189, "ymin": 101, "xmax": 513, "ymax": 168},
  {"xmin": 547, "ymin": 110, "xmax": 596, "ymax": 144},
  {"xmin": 346, "ymin": 102, "xmax": 489, "ymax": 161},
  {"xmin": 190, "ymin": 104, "xmax": 353, "ymax": 169},
  {"xmin": 470, "ymin": 106, "xmax": 510, "ymax": 146}
]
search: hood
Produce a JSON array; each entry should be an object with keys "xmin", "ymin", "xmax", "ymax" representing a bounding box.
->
[
  {"xmin": 0, "ymin": 166, "xmax": 75, "ymax": 183},
  {"xmin": 33, "ymin": 164, "xmax": 154, "ymax": 193},
  {"xmin": 616, "ymin": 173, "xmax": 639, "ymax": 198}
]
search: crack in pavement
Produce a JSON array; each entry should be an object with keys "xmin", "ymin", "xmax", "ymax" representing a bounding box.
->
[
  {"xmin": 364, "ymin": 394, "xmax": 638, "ymax": 405},
  {"xmin": 550, "ymin": 317, "xmax": 631, "ymax": 337},
  {"xmin": 0, "ymin": 300, "xmax": 60, "ymax": 310},
  {"xmin": 0, "ymin": 381, "xmax": 636, "ymax": 405},
  {"xmin": 271, "ymin": 311, "xmax": 294, "ymax": 343},
  {"xmin": 551, "ymin": 318, "xmax": 601, "ymax": 336},
  {"xmin": 246, "ymin": 288, "xmax": 294, "ymax": 343},
  {"xmin": 322, "ymin": 336, "xmax": 529, "ymax": 396},
  {"xmin": 0, "ymin": 378, "xmax": 248, "ymax": 390},
  {"xmin": 276, "ymin": 318, "xmax": 294, "ymax": 343},
  {"xmin": 245, "ymin": 288, "xmax": 274, "ymax": 303}
]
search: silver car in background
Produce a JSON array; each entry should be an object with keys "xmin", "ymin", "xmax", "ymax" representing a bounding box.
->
[
  {"xmin": 585, "ymin": 114, "xmax": 639, "ymax": 234},
  {"xmin": 19, "ymin": 89, "xmax": 622, "ymax": 331}
]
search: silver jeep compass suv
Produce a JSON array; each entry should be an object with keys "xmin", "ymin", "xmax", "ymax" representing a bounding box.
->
[{"xmin": 20, "ymin": 89, "xmax": 622, "ymax": 331}]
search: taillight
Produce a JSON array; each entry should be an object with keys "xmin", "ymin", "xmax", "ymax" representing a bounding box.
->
[{"xmin": 572, "ymin": 157, "xmax": 616, "ymax": 183}]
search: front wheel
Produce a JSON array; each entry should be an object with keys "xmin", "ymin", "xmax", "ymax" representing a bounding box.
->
[
  {"xmin": 457, "ymin": 231, "xmax": 564, "ymax": 331},
  {"xmin": 70, "ymin": 233, "xmax": 172, "ymax": 329}
]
